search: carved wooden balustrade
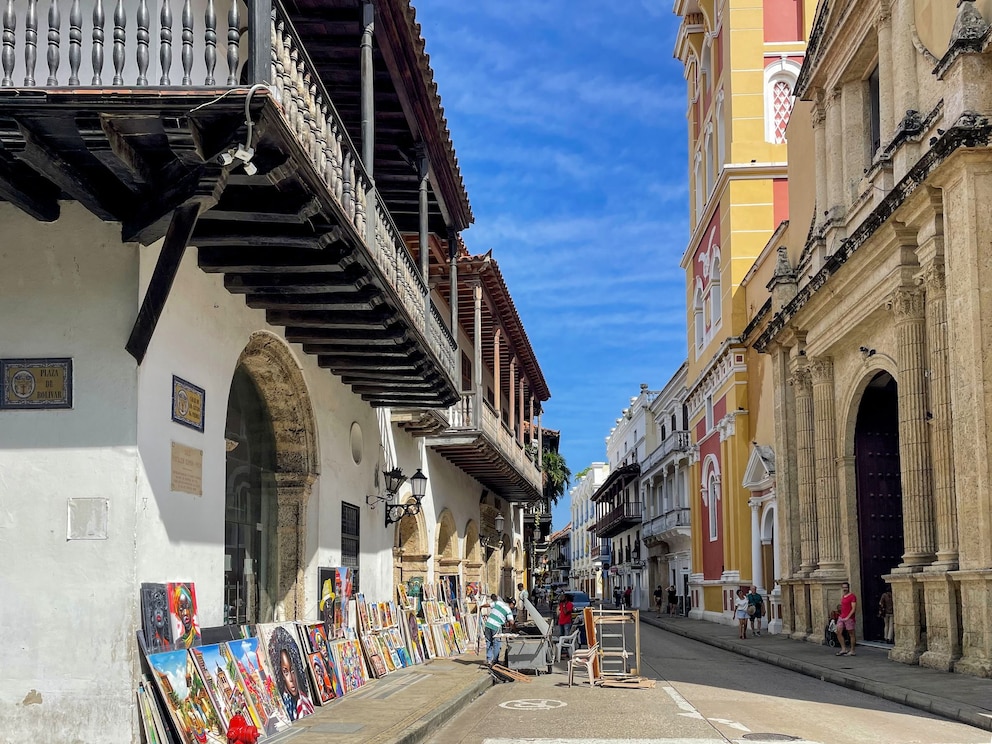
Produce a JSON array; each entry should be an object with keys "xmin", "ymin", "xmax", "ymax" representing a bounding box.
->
[{"xmin": 0, "ymin": 0, "xmax": 458, "ymax": 385}]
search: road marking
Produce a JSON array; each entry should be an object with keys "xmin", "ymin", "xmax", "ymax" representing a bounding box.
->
[
  {"xmin": 497, "ymin": 699, "xmax": 567, "ymax": 710},
  {"xmin": 662, "ymin": 685, "xmax": 704, "ymax": 719},
  {"xmin": 707, "ymin": 717, "xmax": 750, "ymax": 732}
]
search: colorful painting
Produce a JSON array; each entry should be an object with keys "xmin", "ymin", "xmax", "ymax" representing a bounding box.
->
[
  {"xmin": 141, "ymin": 583, "xmax": 175, "ymax": 654},
  {"xmin": 318, "ymin": 566, "xmax": 337, "ymax": 638},
  {"xmin": 146, "ymin": 649, "xmax": 225, "ymax": 744},
  {"xmin": 137, "ymin": 678, "xmax": 167, "ymax": 744},
  {"xmin": 221, "ymin": 636, "xmax": 288, "ymax": 735},
  {"xmin": 355, "ymin": 594, "xmax": 371, "ymax": 633},
  {"xmin": 329, "ymin": 638, "xmax": 369, "ymax": 694},
  {"xmin": 307, "ymin": 652, "xmax": 337, "ymax": 703},
  {"xmin": 257, "ymin": 624, "xmax": 315, "ymax": 722},
  {"xmin": 304, "ymin": 624, "xmax": 343, "ymax": 700},
  {"xmin": 168, "ymin": 582, "xmax": 201, "ymax": 648},
  {"xmin": 189, "ymin": 645, "xmax": 236, "ymax": 733}
]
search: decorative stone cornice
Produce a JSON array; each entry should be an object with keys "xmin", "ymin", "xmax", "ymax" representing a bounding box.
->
[
  {"xmin": 889, "ymin": 287, "xmax": 925, "ymax": 320},
  {"xmin": 754, "ymin": 111, "xmax": 992, "ymax": 353}
]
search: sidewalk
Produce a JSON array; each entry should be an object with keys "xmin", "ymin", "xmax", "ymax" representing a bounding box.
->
[
  {"xmin": 270, "ymin": 652, "xmax": 492, "ymax": 744},
  {"xmin": 642, "ymin": 612, "xmax": 992, "ymax": 733}
]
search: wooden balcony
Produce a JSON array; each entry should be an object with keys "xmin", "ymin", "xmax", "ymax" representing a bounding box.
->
[
  {"xmin": 425, "ymin": 391, "xmax": 543, "ymax": 502},
  {"xmin": 0, "ymin": 0, "xmax": 464, "ymax": 407},
  {"xmin": 591, "ymin": 501, "xmax": 642, "ymax": 539}
]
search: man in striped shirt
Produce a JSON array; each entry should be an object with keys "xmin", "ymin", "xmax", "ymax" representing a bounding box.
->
[{"xmin": 483, "ymin": 594, "xmax": 515, "ymax": 665}]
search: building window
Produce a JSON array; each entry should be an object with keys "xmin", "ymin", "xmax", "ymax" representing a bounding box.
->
[
  {"xmin": 764, "ymin": 59, "xmax": 802, "ymax": 144},
  {"xmin": 694, "ymin": 288, "xmax": 705, "ymax": 350},
  {"xmin": 710, "ymin": 257, "xmax": 722, "ymax": 328},
  {"xmin": 693, "ymin": 153, "xmax": 704, "ymax": 223},
  {"xmin": 342, "ymin": 502, "xmax": 360, "ymax": 592},
  {"xmin": 708, "ymin": 474, "xmax": 719, "ymax": 541},
  {"xmin": 868, "ymin": 66, "xmax": 881, "ymax": 159}
]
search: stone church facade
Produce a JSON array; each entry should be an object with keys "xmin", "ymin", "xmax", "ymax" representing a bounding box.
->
[{"xmin": 755, "ymin": 0, "xmax": 992, "ymax": 677}]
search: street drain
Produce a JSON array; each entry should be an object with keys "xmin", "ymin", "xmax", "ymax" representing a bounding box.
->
[{"xmin": 741, "ymin": 735, "xmax": 801, "ymax": 742}]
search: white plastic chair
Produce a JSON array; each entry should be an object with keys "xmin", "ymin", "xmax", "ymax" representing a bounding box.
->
[
  {"xmin": 567, "ymin": 643, "xmax": 599, "ymax": 687},
  {"xmin": 554, "ymin": 629, "xmax": 581, "ymax": 662}
]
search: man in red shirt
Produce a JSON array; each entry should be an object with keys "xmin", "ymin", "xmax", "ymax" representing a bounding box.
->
[{"xmin": 835, "ymin": 582, "xmax": 857, "ymax": 656}]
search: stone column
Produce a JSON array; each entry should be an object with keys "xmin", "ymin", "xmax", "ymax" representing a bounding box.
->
[
  {"xmin": 812, "ymin": 94, "xmax": 828, "ymax": 225},
  {"xmin": 890, "ymin": 287, "xmax": 937, "ymax": 568},
  {"xmin": 274, "ymin": 473, "xmax": 315, "ymax": 621},
  {"xmin": 769, "ymin": 342, "xmax": 800, "ymax": 581},
  {"xmin": 876, "ymin": 2, "xmax": 895, "ymax": 146},
  {"xmin": 750, "ymin": 498, "xmax": 764, "ymax": 592},
  {"xmin": 791, "ymin": 367, "xmax": 819, "ymax": 573},
  {"xmin": 810, "ymin": 358, "xmax": 844, "ymax": 573},
  {"xmin": 825, "ymin": 88, "xmax": 844, "ymax": 217},
  {"xmin": 918, "ymin": 259, "xmax": 958, "ymax": 567}
]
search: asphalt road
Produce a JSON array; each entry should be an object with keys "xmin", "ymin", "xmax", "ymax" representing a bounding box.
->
[{"xmin": 427, "ymin": 621, "xmax": 990, "ymax": 744}]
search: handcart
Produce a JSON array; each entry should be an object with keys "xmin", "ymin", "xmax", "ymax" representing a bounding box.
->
[{"xmin": 500, "ymin": 597, "xmax": 553, "ymax": 674}]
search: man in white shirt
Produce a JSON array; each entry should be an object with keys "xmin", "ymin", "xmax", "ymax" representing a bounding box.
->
[
  {"xmin": 516, "ymin": 583, "xmax": 529, "ymax": 622},
  {"xmin": 483, "ymin": 594, "xmax": 514, "ymax": 665}
]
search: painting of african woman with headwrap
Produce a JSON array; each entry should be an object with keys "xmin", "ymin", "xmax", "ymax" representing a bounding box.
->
[{"xmin": 167, "ymin": 582, "xmax": 201, "ymax": 648}]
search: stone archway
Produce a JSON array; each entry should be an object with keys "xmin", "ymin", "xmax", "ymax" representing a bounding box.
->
[
  {"xmin": 435, "ymin": 509, "xmax": 461, "ymax": 576},
  {"xmin": 227, "ymin": 331, "xmax": 318, "ymax": 623},
  {"xmin": 393, "ymin": 508, "xmax": 429, "ymax": 595}
]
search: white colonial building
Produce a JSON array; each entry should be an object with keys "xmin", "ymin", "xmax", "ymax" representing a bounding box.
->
[
  {"xmin": 569, "ymin": 462, "xmax": 608, "ymax": 597},
  {"xmin": 591, "ymin": 384, "xmax": 660, "ymax": 611},
  {"xmin": 640, "ymin": 363, "xmax": 693, "ymax": 614}
]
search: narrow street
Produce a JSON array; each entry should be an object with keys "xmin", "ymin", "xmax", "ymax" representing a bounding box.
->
[{"xmin": 427, "ymin": 622, "xmax": 990, "ymax": 744}]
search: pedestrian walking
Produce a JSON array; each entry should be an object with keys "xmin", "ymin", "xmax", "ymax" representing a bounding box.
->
[
  {"xmin": 623, "ymin": 586, "xmax": 632, "ymax": 609},
  {"xmin": 653, "ymin": 585, "xmax": 664, "ymax": 617},
  {"xmin": 613, "ymin": 587, "xmax": 622, "ymax": 608},
  {"xmin": 835, "ymin": 581, "xmax": 858, "ymax": 656},
  {"xmin": 878, "ymin": 587, "xmax": 894, "ymax": 643},
  {"xmin": 734, "ymin": 588, "xmax": 750, "ymax": 639},
  {"xmin": 747, "ymin": 585, "xmax": 764, "ymax": 636},
  {"xmin": 483, "ymin": 594, "xmax": 514, "ymax": 666},
  {"xmin": 667, "ymin": 584, "xmax": 678, "ymax": 616},
  {"xmin": 556, "ymin": 592, "xmax": 574, "ymax": 638}
]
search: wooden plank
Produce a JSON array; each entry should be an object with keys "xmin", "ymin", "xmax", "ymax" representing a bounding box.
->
[
  {"xmin": 490, "ymin": 664, "xmax": 532, "ymax": 683},
  {"xmin": 125, "ymin": 204, "xmax": 201, "ymax": 363},
  {"xmin": 15, "ymin": 126, "xmax": 131, "ymax": 222}
]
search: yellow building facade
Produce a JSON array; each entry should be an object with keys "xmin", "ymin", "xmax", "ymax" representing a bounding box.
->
[{"xmin": 674, "ymin": 0, "xmax": 810, "ymax": 627}]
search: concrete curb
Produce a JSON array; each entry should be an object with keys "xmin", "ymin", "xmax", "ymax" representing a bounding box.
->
[
  {"xmin": 645, "ymin": 616, "xmax": 992, "ymax": 733},
  {"xmin": 389, "ymin": 671, "xmax": 493, "ymax": 744}
]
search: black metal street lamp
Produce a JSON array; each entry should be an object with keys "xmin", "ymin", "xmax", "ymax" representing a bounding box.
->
[{"xmin": 367, "ymin": 467, "xmax": 428, "ymax": 527}]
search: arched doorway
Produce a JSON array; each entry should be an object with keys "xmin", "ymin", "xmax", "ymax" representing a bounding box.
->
[
  {"xmin": 224, "ymin": 367, "xmax": 277, "ymax": 624},
  {"xmin": 225, "ymin": 332, "xmax": 318, "ymax": 625},
  {"xmin": 854, "ymin": 371, "xmax": 903, "ymax": 643}
]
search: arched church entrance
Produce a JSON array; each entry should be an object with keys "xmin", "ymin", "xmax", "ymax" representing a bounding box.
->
[
  {"xmin": 854, "ymin": 371, "xmax": 903, "ymax": 643},
  {"xmin": 224, "ymin": 332, "xmax": 318, "ymax": 625}
]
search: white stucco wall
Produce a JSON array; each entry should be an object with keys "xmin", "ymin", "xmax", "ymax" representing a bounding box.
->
[{"xmin": 0, "ymin": 202, "xmax": 141, "ymax": 743}]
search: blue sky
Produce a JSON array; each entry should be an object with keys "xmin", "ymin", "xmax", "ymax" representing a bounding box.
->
[{"xmin": 413, "ymin": 2, "xmax": 691, "ymax": 530}]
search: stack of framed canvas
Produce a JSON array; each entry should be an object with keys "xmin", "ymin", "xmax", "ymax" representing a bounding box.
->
[{"xmin": 135, "ymin": 571, "xmax": 473, "ymax": 743}]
